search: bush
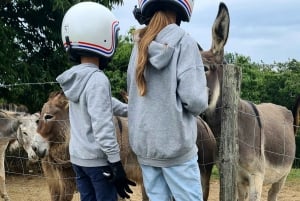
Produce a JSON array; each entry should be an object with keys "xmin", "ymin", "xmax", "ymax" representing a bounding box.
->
[{"xmin": 293, "ymin": 136, "xmax": 300, "ymax": 168}]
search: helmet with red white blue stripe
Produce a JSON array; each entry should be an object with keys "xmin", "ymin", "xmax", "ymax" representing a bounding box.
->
[
  {"xmin": 137, "ymin": 0, "xmax": 194, "ymax": 23},
  {"xmin": 61, "ymin": 2, "xmax": 119, "ymax": 63}
]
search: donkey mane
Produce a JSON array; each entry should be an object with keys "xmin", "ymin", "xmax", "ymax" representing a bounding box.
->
[{"xmin": 0, "ymin": 103, "xmax": 28, "ymax": 113}]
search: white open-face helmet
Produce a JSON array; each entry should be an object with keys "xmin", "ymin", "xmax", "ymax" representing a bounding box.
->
[
  {"xmin": 136, "ymin": 0, "xmax": 194, "ymax": 24},
  {"xmin": 61, "ymin": 2, "xmax": 119, "ymax": 63}
]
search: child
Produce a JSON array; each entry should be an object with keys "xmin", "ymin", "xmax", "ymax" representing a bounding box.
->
[
  {"xmin": 57, "ymin": 2, "xmax": 135, "ymax": 201},
  {"xmin": 128, "ymin": 0, "xmax": 208, "ymax": 200}
]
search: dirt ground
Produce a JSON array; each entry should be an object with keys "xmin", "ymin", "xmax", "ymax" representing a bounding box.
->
[{"xmin": 5, "ymin": 175, "xmax": 300, "ymax": 201}]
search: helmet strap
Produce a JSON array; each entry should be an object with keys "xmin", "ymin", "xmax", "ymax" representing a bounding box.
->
[
  {"xmin": 65, "ymin": 36, "xmax": 71, "ymax": 52},
  {"xmin": 176, "ymin": 17, "xmax": 181, "ymax": 26},
  {"xmin": 64, "ymin": 36, "xmax": 80, "ymax": 64}
]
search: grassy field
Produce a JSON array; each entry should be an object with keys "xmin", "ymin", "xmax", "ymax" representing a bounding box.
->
[{"xmin": 287, "ymin": 168, "xmax": 300, "ymax": 181}]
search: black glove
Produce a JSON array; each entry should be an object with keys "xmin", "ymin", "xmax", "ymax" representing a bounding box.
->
[{"xmin": 103, "ymin": 161, "xmax": 136, "ymax": 199}]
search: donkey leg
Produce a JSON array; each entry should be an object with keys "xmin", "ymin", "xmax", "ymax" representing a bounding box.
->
[
  {"xmin": 237, "ymin": 180, "xmax": 249, "ymax": 201},
  {"xmin": 0, "ymin": 141, "xmax": 10, "ymax": 201},
  {"xmin": 237, "ymin": 171, "xmax": 250, "ymax": 201},
  {"xmin": 60, "ymin": 169, "xmax": 76, "ymax": 201},
  {"xmin": 248, "ymin": 174, "xmax": 264, "ymax": 201},
  {"xmin": 200, "ymin": 165, "xmax": 213, "ymax": 201},
  {"xmin": 42, "ymin": 163, "xmax": 60, "ymax": 201},
  {"xmin": 61, "ymin": 179, "xmax": 75, "ymax": 201},
  {"xmin": 267, "ymin": 175, "xmax": 287, "ymax": 201}
]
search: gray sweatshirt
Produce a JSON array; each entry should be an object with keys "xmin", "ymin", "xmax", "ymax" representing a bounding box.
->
[
  {"xmin": 56, "ymin": 63, "xmax": 127, "ymax": 167},
  {"xmin": 127, "ymin": 24, "xmax": 208, "ymax": 167}
]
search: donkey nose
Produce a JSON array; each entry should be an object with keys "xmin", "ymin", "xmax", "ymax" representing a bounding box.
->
[
  {"xmin": 31, "ymin": 145, "xmax": 46, "ymax": 158},
  {"xmin": 32, "ymin": 145, "xmax": 37, "ymax": 152}
]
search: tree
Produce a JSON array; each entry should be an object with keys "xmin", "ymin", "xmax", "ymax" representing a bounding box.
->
[
  {"xmin": 227, "ymin": 53, "xmax": 300, "ymax": 111},
  {"xmin": 106, "ymin": 29, "xmax": 134, "ymax": 100},
  {"xmin": 0, "ymin": 0, "xmax": 124, "ymax": 112}
]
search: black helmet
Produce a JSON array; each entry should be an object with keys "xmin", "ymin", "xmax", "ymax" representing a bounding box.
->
[{"xmin": 133, "ymin": 0, "xmax": 194, "ymax": 25}]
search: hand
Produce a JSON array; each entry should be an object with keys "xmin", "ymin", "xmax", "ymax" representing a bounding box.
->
[{"xmin": 103, "ymin": 161, "xmax": 136, "ymax": 199}]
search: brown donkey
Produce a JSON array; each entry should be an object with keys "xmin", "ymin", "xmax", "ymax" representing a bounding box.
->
[
  {"xmin": 32, "ymin": 91, "xmax": 216, "ymax": 201},
  {"xmin": 120, "ymin": 90, "xmax": 217, "ymax": 201},
  {"xmin": 32, "ymin": 91, "xmax": 76, "ymax": 201},
  {"xmin": 200, "ymin": 2, "xmax": 298, "ymax": 201}
]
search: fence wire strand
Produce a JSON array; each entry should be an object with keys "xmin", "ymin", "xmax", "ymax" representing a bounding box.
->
[{"xmin": 0, "ymin": 81, "xmax": 59, "ymax": 88}]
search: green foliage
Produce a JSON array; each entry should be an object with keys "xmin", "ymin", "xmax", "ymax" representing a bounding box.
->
[
  {"xmin": 287, "ymin": 168, "xmax": 300, "ymax": 180},
  {"xmin": 227, "ymin": 53, "xmax": 300, "ymax": 111},
  {"xmin": 293, "ymin": 136, "xmax": 300, "ymax": 168},
  {"xmin": 211, "ymin": 165, "xmax": 220, "ymax": 179},
  {"xmin": 0, "ymin": 0, "xmax": 124, "ymax": 112},
  {"xmin": 106, "ymin": 33, "xmax": 134, "ymax": 100}
]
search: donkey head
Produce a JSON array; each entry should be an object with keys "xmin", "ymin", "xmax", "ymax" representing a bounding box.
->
[
  {"xmin": 32, "ymin": 91, "xmax": 69, "ymax": 158},
  {"xmin": 17, "ymin": 112, "xmax": 40, "ymax": 161},
  {"xmin": 201, "ymin": 2, "xmax": 230, "ymax": 113}
]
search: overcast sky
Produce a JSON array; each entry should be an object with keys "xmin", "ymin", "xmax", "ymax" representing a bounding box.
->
[{"xmin": 112, "ymin": 0, "xmax": 300, "ymax": 64}]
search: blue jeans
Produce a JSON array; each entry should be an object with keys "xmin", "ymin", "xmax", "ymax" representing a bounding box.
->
[
  {"xmin": 72, "ymin": 164, "xmax": 118, "ymax": 201},
  {"xmin": 141, "ymin": 156, "xmax": 203, "ymax": 201}
]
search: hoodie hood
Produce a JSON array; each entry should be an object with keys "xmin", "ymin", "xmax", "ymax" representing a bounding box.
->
[
  {"xmin": 148, "ymin": 24, "xmax": 185, "ymax": 70},
  {"xmin": 56, "ymin": 64, "xmax": 99, "ymax": 102}
]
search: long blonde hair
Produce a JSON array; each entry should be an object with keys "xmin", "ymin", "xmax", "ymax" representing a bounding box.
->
[{"xmin": 135, "ymin": 10, "xmax": 176, "ymax": 96}]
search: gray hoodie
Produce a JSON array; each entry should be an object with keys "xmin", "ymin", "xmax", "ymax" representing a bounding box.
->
[
  {"xmin": 127, "ymin": 24, "xmax": 208, "ymax": 167},
  {"xmin": 56, "ymin": 63, "xmax": 127, "ymax": 167}
]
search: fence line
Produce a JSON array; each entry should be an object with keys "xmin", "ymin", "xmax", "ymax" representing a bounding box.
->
[
  {"xmin": 1, "ymin": 107, "xmax": 298, "ymax": 157},
  {"xmin": 0, "ymin": 81, "xmax": 58, "ymax": 88},
  {"xmin": 1, "ymin": 78, "xmax": 299, "ymax": 201},
  {"xmin": 0, "ymin": 108, "xmax": 300, "ymax": 165},
  {"xmin": 5, "ymin": 144, "xmax": 300, "ymax": 168},
  {"xmin": 1, "ymin": 105, "xmax": 299, "ymax": 159}
]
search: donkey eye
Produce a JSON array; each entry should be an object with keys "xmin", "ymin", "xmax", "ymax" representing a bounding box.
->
[
  {"xmin": 204, "ymin": 65, "xmax": 209, "ymax": 72},
  {"xmin": 44, "ymin": 114, "xmax": 54, "ymax": 120},
  {"xmin": 23, "ymin": 132, "xmax": 28, "ymax": 136}
]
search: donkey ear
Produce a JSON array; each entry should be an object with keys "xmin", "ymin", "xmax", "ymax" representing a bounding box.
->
[{"xmin": 211, "ymin": 2, "xmax": 230, "ymax": 54}]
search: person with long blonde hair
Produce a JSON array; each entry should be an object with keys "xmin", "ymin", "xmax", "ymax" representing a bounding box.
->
[{"xmin": 127, "ymin": 1, "xmax": 208, "ymax": 200}]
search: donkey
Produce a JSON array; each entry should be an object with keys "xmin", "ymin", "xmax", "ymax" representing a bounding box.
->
[
  {"xmin": 32, "ymin": 91, "xmax": 76, "ymax": 201},
  {"xmin": 0, "ymin": 110, "xmax": 39, "ymax": 201},
  {"xmin": 200, "ymin": 2, "xmax": 297, "ymax": 201},
  {"xmin": 119, "ymin": 90, "xmax": 217, "ymax": 201},
  {"xmin": 0, "ymin": 111, "xmax": 20, "ymax": 201},
  {"xmin": 32, "ymin": 91, "xmax": 217, "ymax": 201}
]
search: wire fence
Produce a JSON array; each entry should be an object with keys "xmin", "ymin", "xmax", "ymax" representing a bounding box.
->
[{"xmin": 0, "ymin": 80, "xmax": 299, "ymax": 201}]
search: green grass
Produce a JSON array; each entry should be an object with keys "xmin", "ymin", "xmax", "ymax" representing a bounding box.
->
[
  {"xmin": 211, "ymin": 166, "xmax": 219, "ymax": 179},
  {"xmin": 287, "ymin": 168, "xmax": 300, "ymax": 181}
]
